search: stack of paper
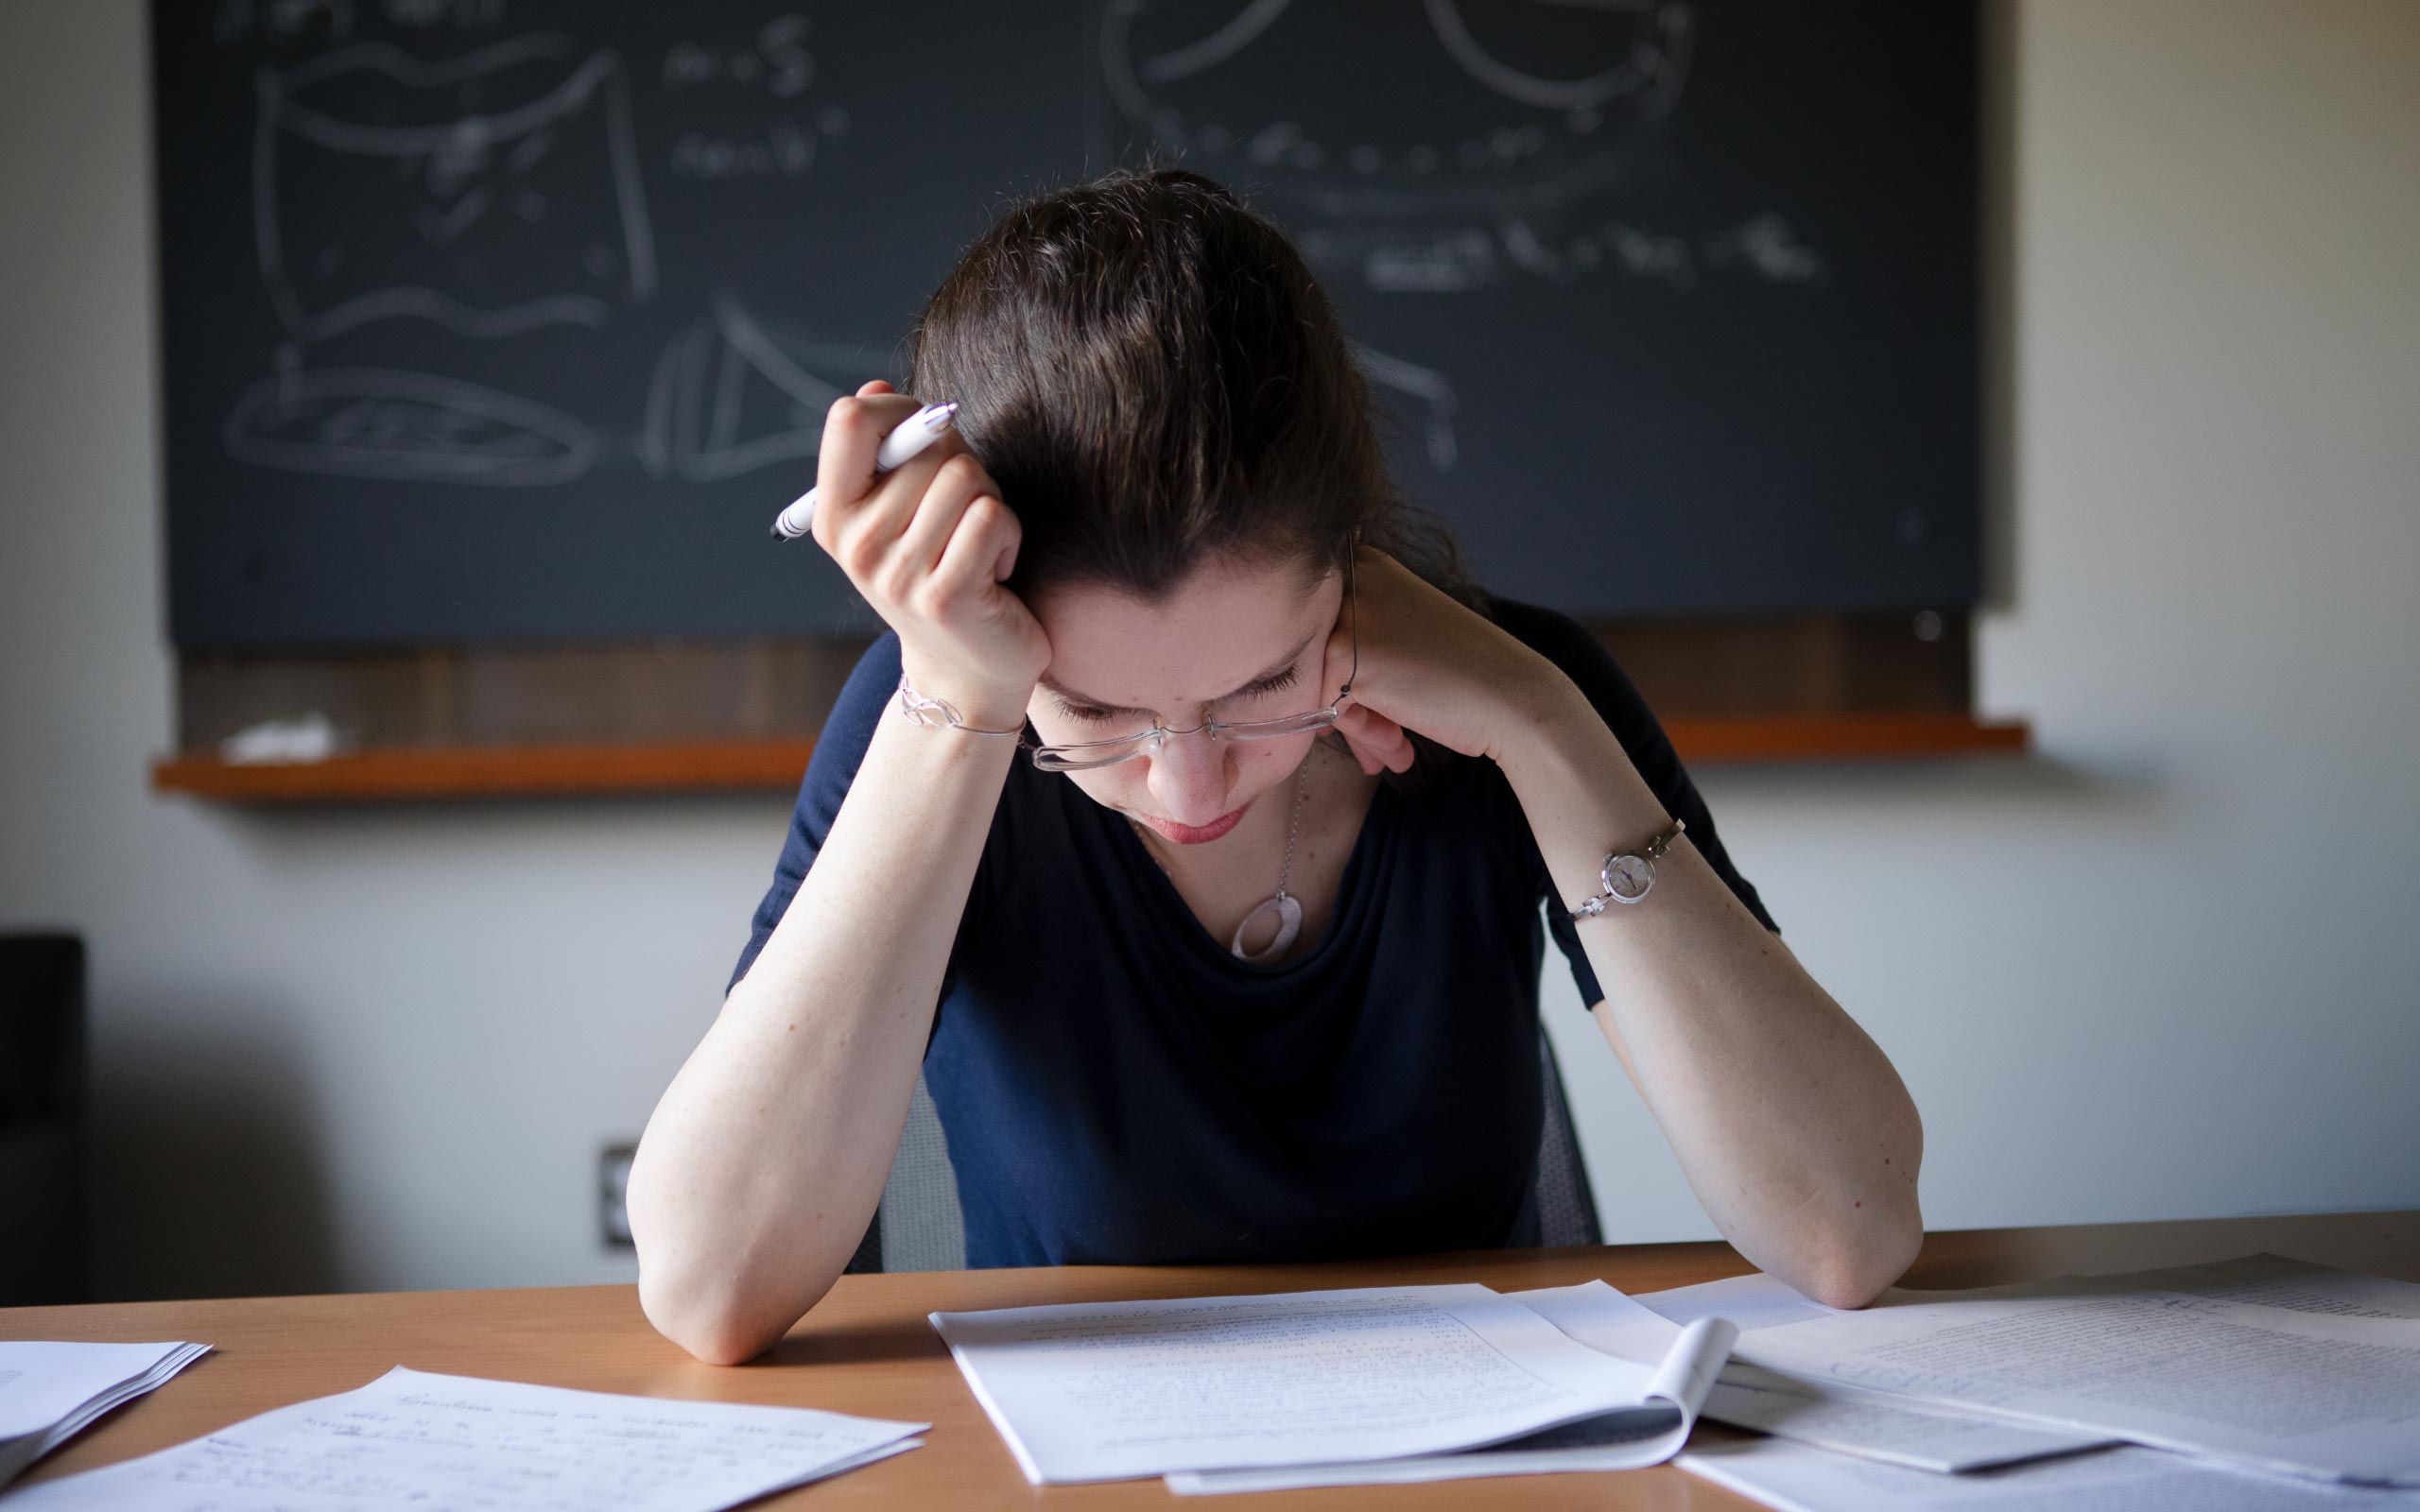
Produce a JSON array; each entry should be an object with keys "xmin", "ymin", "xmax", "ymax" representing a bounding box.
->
[
  {"xmin": 928, "ymin": 1280, "xmax": 1734, "ymax": 1492},
  {"xmin": 6, "ymin": 1366, "xmax": 926, "ymax": 1510},
  {"xmin": 1631, "ymin": 1273, "xmax": 2118, "ymax": 1472},
  {"xmin": 1641, "ymin": 1255, "xmax": 2420, "ymax": 1511},
  {"xmin": 0, "ymin": 1341, "xmax": 212, "ymax": 1485},
  {"xmin": 1683, "ymin": 1436, "xmax": 2420, "ymax": 1512}
]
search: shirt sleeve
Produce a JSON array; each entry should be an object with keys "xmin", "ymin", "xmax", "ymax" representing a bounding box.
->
[
  {"xmin": 1488, "ymin": 599, "xmax": 1780, "ymax": 1011},
  {"xmin": 728, "ymin": 632, "xmax": 942, "ymax": 994}
]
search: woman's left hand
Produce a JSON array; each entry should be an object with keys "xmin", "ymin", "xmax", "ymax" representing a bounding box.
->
[{"xmin": 1323, "ymin": 547, "xmax": 1570, "ymax": 777}]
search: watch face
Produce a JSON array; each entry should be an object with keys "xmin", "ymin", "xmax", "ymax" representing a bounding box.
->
[{"xmin": 1606, "ymin": 853, "xmax": 1654, "ymax": 902}]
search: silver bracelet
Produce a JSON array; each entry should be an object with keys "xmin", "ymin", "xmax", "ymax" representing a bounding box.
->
[
  {"xmin": 1569, "ymin": 817, "xmax": 1686, "ymax": 919},
  {"xmin": 894, "ymin": 676, "xmax": 1026, "ymax": 737}
]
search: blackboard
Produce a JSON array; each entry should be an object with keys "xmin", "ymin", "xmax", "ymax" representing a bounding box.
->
[{"xmin": 155, "ymin": 0, "xmax": 1979, "ymax": 649}]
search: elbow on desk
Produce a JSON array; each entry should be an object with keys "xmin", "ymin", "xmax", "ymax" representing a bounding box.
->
[
  {"xmin": 624, "ymin": 1145, "xmax": 854, "ymax": 1364},
  {"xmin": 1794, "ymin": 1198, "xmax": 1926, "ymax": 1311},
  {"xmin": 637, "ymin": 1259, "xmax": 839, "ymax": 1366},
  {"xmin": 1792, "ymin": 1099, "xmax": 1927, "ymax": 1310}
]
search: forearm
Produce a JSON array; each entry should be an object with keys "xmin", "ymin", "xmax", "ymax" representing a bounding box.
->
[
  {"xmin": 1499, "ymin": 678, "xmax": 1924, "ymax": 1306},
  {"xmin": 629, "ymin": 713, "xmax": 1017, "ymax": 1362}
]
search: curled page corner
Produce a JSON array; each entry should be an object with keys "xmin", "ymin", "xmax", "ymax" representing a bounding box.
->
[{"xmin": 1651, "ymin": 1314, "xmax": 1741, "ymax": 1430}]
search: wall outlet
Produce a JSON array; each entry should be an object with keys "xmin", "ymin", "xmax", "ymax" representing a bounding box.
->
[{"xmin": 598, "ymin": 1142, "xmax": 638, "ymax": 1248}]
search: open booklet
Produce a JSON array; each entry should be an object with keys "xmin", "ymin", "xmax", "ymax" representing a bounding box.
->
[
  {"xmin": 1163, "ymin": 1281, "xmax": 1733, "ymax": 1494},
  {"xmin": 928, "ymin": 1281, "xmax": 1735, "ymax": 1486},
  {"xmin": 0, "ymin": 1341, "xmax": 213, "ymax": 1486},
  {"xmin": 1633, "ymin": 1273, "xmax": 2119, "ymax": 1473},
  {"xmin": 4, "ymin": 1366, "xmax": 926, "ymax": 1511}
]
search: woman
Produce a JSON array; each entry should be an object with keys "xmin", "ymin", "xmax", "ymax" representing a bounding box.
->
[{"xmin": 629, "ymin": 169, "xmax": 1922, "ymax": 1366}]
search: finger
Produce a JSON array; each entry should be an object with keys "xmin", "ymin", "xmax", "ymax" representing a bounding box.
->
[
  {"xmin": 813, "ymin": 392, "xmax": 926, "ymax": 533},
  {"xmin": 932, "ymin": 494, "xmax": 1021, "ymax": 603},
  {"xmin": 1333, "ymin": 707, "xmax": 1385, "ymax": 775},
  {"xmin": 857, "ymin": 379, "xmax": 894, "ymax": 396},
  {"xmin": 824, "ymin": 416, "xmax": 970, "ymax": 575},
  {"xmin": 1339, "ymin": 705, "xmax": 1415, "ymax": 774},
  {"xmin": 891, "ymin": 454, "xmax": 995, "ymax": 581},
  {"xmin": 1336, "ymin": 703, "xmax": 1390, "ymax": 743}
]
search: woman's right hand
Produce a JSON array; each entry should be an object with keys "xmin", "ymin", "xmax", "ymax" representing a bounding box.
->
[{"xmin": 810, "ymin": 381, "xmax": 1050, "ymax": 729}]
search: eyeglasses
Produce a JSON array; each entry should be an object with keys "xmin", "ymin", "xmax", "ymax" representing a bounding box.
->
[{"xmin": 1024, "ymin": 572, "xmax": 1357, "ymax": 773}]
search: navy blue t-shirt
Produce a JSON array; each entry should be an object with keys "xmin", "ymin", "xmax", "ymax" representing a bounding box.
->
[{"xmin": 731, "ymin": 597, "xmax": 1775, "ymax": 1269}]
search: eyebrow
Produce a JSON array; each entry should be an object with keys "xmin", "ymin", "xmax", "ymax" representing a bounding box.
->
[{"xmin": 1039, "ymin": 628, "xmax": 1320, "ymax": 714}]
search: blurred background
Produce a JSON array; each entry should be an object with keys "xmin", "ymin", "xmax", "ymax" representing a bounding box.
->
[{"xmin": 0, "ymin": 0, "xmax": 2413, "ymax": 1304}]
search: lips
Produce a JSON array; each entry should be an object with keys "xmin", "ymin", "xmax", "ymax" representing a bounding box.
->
[{"xmin": 1135, "ymin": 805, "xmax": 1247, "ymax": 845}]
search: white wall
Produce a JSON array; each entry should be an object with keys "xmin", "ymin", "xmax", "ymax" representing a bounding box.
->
[
  {"xmin": 2, "ymin": 1, "xmax": 2414, "ymax": 1299},
  {"xmin": 1551, "ymin": 0, "xmax": 2420, "ymax": 1241}
]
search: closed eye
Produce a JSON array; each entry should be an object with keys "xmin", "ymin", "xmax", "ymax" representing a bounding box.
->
[
  {"xmin": 1053, "ymin": 666, "xmax": 1300, "ymax": 725},
  {"xmin": 1232, "ymin": 666, "xmax": 1300, "ymax": 702}
]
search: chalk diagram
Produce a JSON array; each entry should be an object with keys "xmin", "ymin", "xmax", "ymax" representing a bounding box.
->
[
  {"xmin": 225, "ymin": 32, "xmax": 655, "ymax": 485},
  {"xmin": 641, "ymin": 298, "xmax": 865, "ymax": 485},
  {"xmin": 1104, "ymin": 0, "xmax": 1691, "ymax": 219},
  {"xmin": 1098, "ymin": 0, "xmax": 1823, "ymax": 298},
  {"xmin": 1352, "ymin": 343, "xmax": 1459, "ymax": 472},
  {"xmin": 223, "ymin": 362, "xmax": 598, "ymax": 485}
]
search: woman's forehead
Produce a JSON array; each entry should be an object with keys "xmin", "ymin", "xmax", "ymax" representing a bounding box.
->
[{"xmin": 1032, "ymin": 557, "xmax": 1338, "ymax": 707}]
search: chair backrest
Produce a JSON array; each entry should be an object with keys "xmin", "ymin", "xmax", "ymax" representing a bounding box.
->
[
  {"xmin": 850, "ymin": 1027, "xmax": 1600, "ymax": 1273},
  {"xmin": 1531, "ymin": 1030, "xmax": 1604, "ymax": 1247},
  {"xmin": 0, "ymin": 934, "xmax": 88, "ymax": 1306},
  {"xmin": 844, "ymin": 1071, "xmax": 966, "ymax": 1274}
]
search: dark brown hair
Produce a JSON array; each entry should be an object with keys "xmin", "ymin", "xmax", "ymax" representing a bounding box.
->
[{"xmin": 904, "ymin": 167, "xmax": 1480, "ymax": 614}]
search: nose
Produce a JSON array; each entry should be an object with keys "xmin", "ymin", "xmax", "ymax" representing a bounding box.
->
[{"xmin": 1144, "ymin": 728, "xmax": 1236, "ymax": 826}]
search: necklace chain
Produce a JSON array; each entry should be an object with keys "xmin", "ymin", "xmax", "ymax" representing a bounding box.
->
[
  {"xmin": 1126, "ymin": 759, "xmax": 1311, "ymax": 925},
  {"xmin": 1270, "ymin": 766, "xmax": 1307, "ymax": 900}
]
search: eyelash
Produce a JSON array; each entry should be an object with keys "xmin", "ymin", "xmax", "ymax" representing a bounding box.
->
[{"xmin": 1055, "ymin": 666, "xmax": 1300, "ymax": 725}]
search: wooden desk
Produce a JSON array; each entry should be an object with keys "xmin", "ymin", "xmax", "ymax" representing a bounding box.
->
[{"xmin": 6, "ymin": 1211, "xmax": 2416, "ymax": 1508}]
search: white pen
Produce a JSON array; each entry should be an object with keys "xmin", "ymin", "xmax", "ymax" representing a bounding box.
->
[{"xmin": 772, "ymin": 401, "xmax": 960, "ymax": 540}]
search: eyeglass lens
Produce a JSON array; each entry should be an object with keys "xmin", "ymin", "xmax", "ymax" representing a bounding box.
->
[{"xmin": 1028, "ymin": 562, "xmax": 1357, "ymax": 772}]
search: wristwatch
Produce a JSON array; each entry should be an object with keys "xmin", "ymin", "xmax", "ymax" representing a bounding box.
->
[{"xmin": 1568, "ymin": 817, "xmax": 1686, "ymax": 919}]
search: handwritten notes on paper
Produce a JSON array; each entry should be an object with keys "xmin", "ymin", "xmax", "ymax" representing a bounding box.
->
[{"xmin": 5, "ymin": 1366, "xmax": 925, "ymax": 1511}]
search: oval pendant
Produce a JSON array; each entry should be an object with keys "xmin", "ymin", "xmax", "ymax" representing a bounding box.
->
[{"xmin": 1231, "ymin": 893, "xmax": 1304, "ymax": 963}]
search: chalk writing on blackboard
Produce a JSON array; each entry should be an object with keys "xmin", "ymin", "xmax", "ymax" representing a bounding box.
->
[
  {"xmin": 252, "ymin": 34, "xmax": 655, "ymax": 338},
  {"xmin": 1098, "ymin": 0, "xmax": 1819, "ymax": 298},
  {"xmin": 662, "ymin": 15, "xmax": 856, "ymax": 181},
  {"xmin": 641, "ymin": 298, "xmax": 858, "ymax": 485},
  {"xmin": 229, "ymin": 31, "xmax": 654, "ymax": 482},
  {"xmin": 1351, "ymin": 343, "xmax": 1460, "ymax": 472},
  {"xmin": 1099, "ymin": 0, "xmax": 1692, "ymax": 215},
  {"xmin": 214, "ymin": 0, "xmax": 511, "ymax": 47},
  {"xmin": 221, "ymin": 364, "xmax": 600, "ymax": 486}
]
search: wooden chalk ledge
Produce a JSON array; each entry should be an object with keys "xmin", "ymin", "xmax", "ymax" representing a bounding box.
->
[{"xmin": 149, "ymin": 714, "xmax": 2029, "ymax": 804}]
